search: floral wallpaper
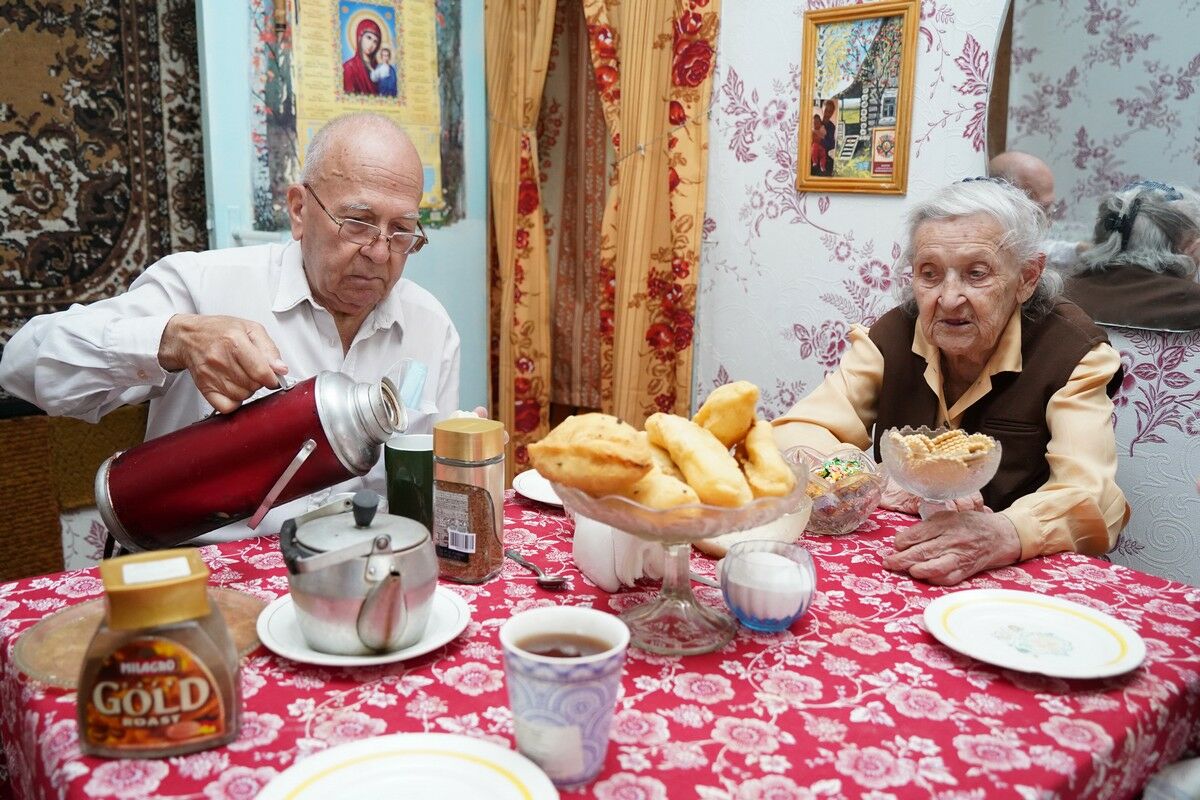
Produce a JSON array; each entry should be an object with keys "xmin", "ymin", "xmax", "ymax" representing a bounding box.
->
[
  {"xmin": 1105, "ymin": 329, "xmax": 1200, "ymax": 584},
  {"xmin": 1006, "ymin": 0, "xmax": 1200, "ymax": 237},
  {"xmin": 694, "ymin": 0, "xmax": 1200, "ymax": 587}
]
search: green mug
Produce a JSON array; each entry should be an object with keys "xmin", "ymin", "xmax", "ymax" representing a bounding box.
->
[{"xmin": 385, "ymin": 434, "xmax": 434, "ymax": 532}]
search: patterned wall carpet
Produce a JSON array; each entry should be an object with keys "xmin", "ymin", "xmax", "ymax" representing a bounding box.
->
[{"xmin": 0, "ymin": 0, "xmax": 208, "ymax": 417}]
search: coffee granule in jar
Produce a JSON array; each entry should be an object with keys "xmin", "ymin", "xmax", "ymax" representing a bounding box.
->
[
  {"xmin": 432, "ymin": 479, "xmax": 502, "ymax": 582},
  {"xmin": 432, "ymin": 419, "xmax": 506, "ymax": 583}
]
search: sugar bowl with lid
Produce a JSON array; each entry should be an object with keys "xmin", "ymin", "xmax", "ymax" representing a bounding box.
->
[{"xmin": 279, "ymin": 491, "xmax": 438, "ymax": 656}]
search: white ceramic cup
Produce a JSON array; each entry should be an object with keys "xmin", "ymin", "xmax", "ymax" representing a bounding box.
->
[{"xmin": 499, "ymin": 606, "xmax": 630, "ymax": 788}]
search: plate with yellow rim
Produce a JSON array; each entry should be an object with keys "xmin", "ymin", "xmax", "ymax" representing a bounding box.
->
[
  {"xmin": 257, "ymin": 733, "xmax": 559, "ymax": 800},
  {"xmin": 923, "ymin": 589, "xmax": 1146, "ymax": 679}
]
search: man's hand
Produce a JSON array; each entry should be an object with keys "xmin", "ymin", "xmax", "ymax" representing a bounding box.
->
[
  {"xmin": 882, "ymin": 510, "xmax": 1021, "ymax": 585},
  {"xmin": 879, "ymin": 476, "xmax": 984, "ymax": 515},
  {"xmin": 158, "ymin": 314, "xmax": 287, "ymax": 414}
]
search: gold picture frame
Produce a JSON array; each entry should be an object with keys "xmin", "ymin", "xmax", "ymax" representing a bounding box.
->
[{"xmin": 796, "ymin": 0, "xmax": 919, "ymax": 195}]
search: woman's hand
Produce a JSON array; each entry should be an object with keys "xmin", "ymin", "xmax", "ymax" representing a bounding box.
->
[
  {"xmin": 878, "ymin": 476, "xmax": 922, "ymax": 515},
  {"xmin": 883, "ymin": 510, "xmax": 1021, "ymax": 585}
]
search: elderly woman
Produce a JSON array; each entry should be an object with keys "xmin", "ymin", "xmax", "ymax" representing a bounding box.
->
[
  {"xmin": 1065, "ymin": 181, "xmax": 1200, "ymax": 331},
  {"xmin": 773, "ymin": 179, "xmax": 1129, "ymax": 585}
]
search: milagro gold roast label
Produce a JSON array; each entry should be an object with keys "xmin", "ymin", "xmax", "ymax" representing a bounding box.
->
[{"xmin": 83, "ymin": 637, "xmax": 226, "ymax": 750}]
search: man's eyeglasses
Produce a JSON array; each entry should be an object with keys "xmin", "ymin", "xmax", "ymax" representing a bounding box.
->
[{"xmin": 304, "ymin": 183, "xmax": 428, "ymax": 255}]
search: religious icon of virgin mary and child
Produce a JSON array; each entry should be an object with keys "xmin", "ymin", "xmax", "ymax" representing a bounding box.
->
[{"xmin": 339, "ymin": 4, "xmax": 397, "ymax": 97}]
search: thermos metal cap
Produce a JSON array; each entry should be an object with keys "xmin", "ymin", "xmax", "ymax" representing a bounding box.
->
[
  {"xmin": 434, "ymin": 418, "xmax": 506, "ymax": 462},
  {"xmin": 98, "ymin": 549, "xmax": 211, "ymax": 630}
]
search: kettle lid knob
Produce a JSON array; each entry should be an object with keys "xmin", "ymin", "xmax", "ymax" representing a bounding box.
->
[{"xmin": 352, "ymin": 491, "xmax": 379, "ymax": 527}]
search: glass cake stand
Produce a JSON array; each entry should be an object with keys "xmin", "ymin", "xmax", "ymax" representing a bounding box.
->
[
  {"xmin": 879, "ymin": 425, "xmax": 1002, "ymax": 519},
  {"xmin": 551, "ymin": 459, "xmax": 812, "ymax": 656}
]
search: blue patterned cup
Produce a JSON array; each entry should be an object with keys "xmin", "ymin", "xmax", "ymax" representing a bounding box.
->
[{"xmin": 500, "ymin": 606, "xmax": 630, "ymax": 788}]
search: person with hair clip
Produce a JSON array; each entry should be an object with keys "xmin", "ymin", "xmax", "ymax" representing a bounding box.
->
[{"xmin": 1063, "ymin": 181, "xmax": 1200, "ymax": 332}]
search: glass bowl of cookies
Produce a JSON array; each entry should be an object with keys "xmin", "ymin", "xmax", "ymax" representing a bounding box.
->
[
  {"xmin": 879, "ymin": 426, "xmax": 1001, "ymax": 519},
  {"xmin": 785, "ymin": 446, "xmax": 884, "ymax": 536}
]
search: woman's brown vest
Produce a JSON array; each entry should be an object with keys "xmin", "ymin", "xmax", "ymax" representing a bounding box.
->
[{"xmin": 867, "ymin": 302, "xmax": 1122, "ymax": 512}]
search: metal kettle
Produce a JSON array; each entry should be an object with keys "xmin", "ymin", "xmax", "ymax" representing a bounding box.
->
[{"xmin": 280, "ymin": 491, "xmax": 438, "ymax": 655}]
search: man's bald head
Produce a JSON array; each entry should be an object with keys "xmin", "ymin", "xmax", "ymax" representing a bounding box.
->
[
  {"xmin": 989, "ymin": 151, "xmax": 1055, "ymax": 214},
  {"xmin": 300, "ymin": 113, "xmax": 421, "ymax": 187}
]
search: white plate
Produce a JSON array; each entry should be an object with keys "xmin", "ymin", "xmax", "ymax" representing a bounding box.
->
[
  {"xmin": 513, "ymin": 469, "xmax": 563, "ymax": 507},
  {"xmin": 256, "ymin": 586, "xmax": 470, "ymax": 667},
  {"xmin": 257, "ymin": 733, "xmax": 558, "ymax": 800},
  {"xmin": 924, "ymin": 589, "xmax": 1146, "ymax": 679}
]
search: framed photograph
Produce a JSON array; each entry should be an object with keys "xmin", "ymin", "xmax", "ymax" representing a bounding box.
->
[{"xmin": 796, "ymin": 0, "xmax": 919, "ymax": 195}]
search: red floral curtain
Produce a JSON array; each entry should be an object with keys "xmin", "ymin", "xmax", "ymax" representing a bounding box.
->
[
  {"xmin": 485, "ymin": 0, "xmax": 557, "ymax": 474},
  {"xmin": 581, "ymin": 0, "xmax": 721, "ymax": 426}
]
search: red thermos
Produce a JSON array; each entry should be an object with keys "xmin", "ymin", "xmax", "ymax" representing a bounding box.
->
[{"xmin": 95, "ymin": 372, "xmax": 406, "ymax": 550}]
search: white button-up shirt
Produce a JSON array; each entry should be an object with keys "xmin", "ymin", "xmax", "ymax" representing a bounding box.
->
[{"xmin": 0, "ymin": 240, "xmax": 461, "ymax": 541}]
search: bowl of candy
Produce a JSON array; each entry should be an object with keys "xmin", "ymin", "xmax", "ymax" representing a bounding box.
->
[{"xmin": 784, "ymin": 446, "xmax": 884, "ymax": 536}]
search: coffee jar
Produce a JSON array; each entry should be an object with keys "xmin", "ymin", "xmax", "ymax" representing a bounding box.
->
[
  {"xmin": 78, "ymin": 549, "xmax": 240, "ymax": 758},
  {"xmin": 432, "ymin": 418, "xmax": 506, "ymax": 583}
]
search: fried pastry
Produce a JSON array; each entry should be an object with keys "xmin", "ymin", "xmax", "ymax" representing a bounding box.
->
[
  {"xmin": 528, "ymin": 413, "xmax": 653, "ymax": 495},
  {"xmin": 645, "ymin": 412, "xmax": 753, "ymax": 507},
  {"xmin": 638, "ymin": 431, "xmax": 686, "ymax": 481},
  {"xmin": 621, "ymin": 464, "xmax": 701, "ymax": 509},
  {"xmin": 693, "ymin": 381, "xmax": 760, "ymax": 448},
  {"xmin": 736, "ymin": 420, "xmax": 798, "ymax": 498}
]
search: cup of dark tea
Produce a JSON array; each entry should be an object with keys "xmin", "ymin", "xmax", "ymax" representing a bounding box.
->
[{"xmin": 499, "ymin": 606, "xmax": 630, "ymax": 788}]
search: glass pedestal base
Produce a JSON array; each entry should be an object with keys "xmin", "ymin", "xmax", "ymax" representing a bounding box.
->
[
  {"xmin": 620, "ymin": 593, "xmax": 736, "ymax": 656},
  {"xmin": 918, "ymin": 498, "xmax": 960, "ymax": 520},
  {"xmin": 620, "ymin": 543, "xmax": 736, "ymax": 656}
]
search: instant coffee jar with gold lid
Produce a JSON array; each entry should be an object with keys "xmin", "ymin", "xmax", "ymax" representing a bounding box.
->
[
  {"xmin": 432, "ymin": 418, "xmax": 507, "ymax": 583},
  {"xmin": 77, "ymin": 548, "xmax": 240, "ymax": 758}
]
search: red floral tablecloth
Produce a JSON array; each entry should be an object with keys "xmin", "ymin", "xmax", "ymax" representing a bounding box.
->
[{"xmin": 2, "ymin": 493, "xmax": 1199, "ymax": 800}]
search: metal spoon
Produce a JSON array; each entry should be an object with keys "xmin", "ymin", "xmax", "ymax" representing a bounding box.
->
[{"xmin": 505, "ymin": 550, "xmax": 568, "ymax": 590}]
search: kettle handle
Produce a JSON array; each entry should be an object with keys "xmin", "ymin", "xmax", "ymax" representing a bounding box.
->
[{"xmin": 279, "ymin": 494, "xmax": 371, "ymax": 574}]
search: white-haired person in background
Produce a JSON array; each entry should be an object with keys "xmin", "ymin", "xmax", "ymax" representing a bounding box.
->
[
  {"xmin": 773, "ymin": 178, "xmax": 1129, "ymax": 586},
  {"xmin": 1064, "ymin": 180, "xmax": 1200, "ymax": 332}
]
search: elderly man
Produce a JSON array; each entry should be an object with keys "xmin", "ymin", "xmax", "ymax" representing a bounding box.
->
[
  {"xmin": 988, "ymin": 150, "xmax": 1085, "ymax": 272},
  {"xmin": 0, "ymin": 113, "xmax": 467, "ymax": 541},
  {"xmin": 774, "ymin": 179, "xmax": 1129, "ymax": 585}
]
